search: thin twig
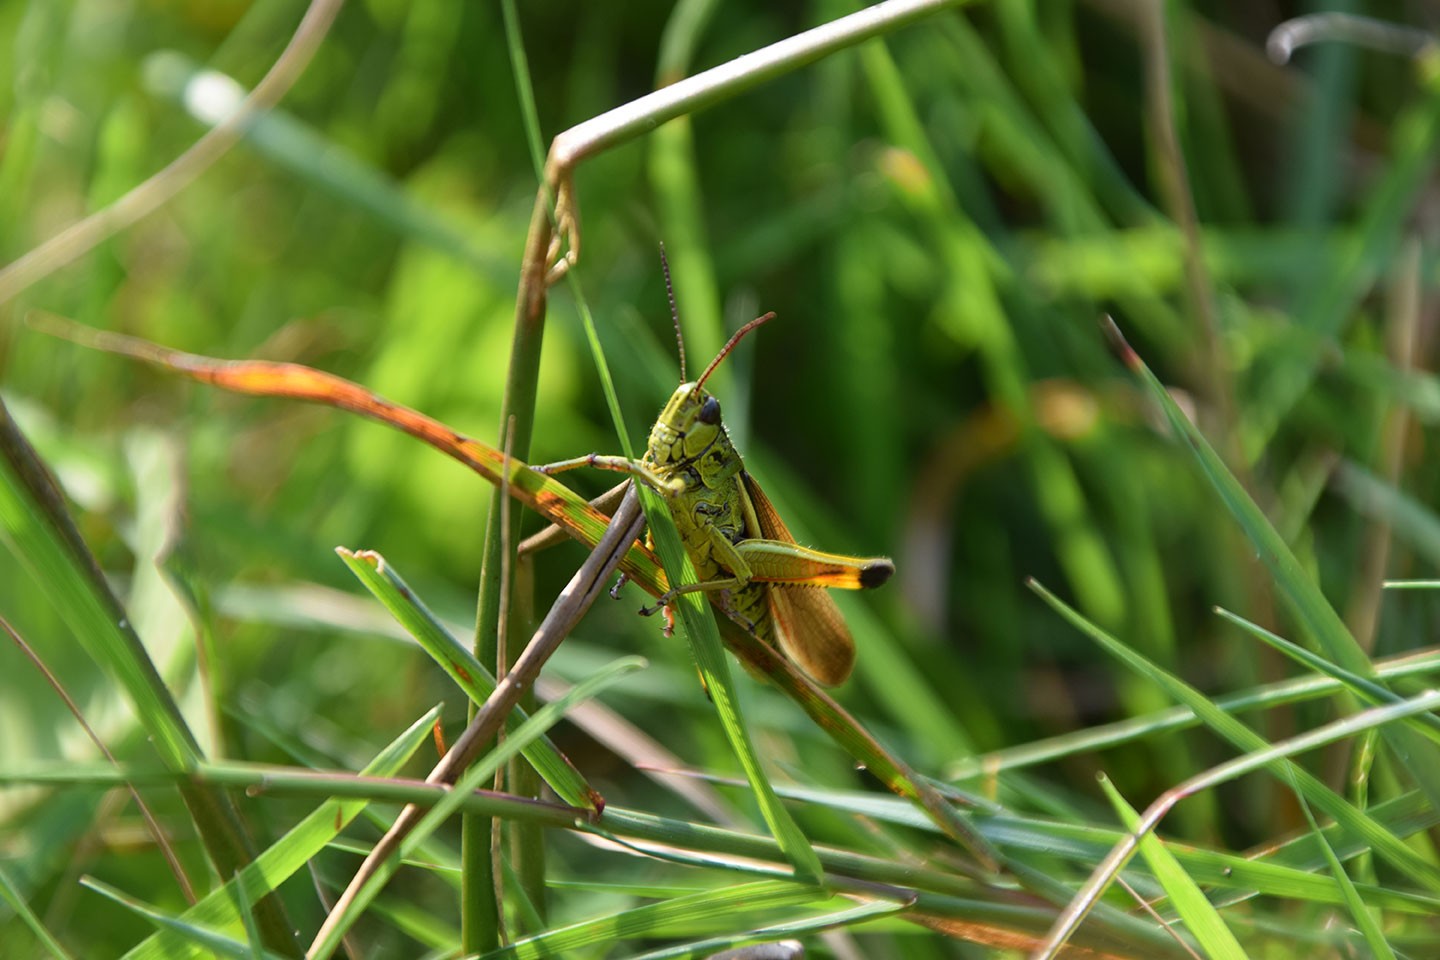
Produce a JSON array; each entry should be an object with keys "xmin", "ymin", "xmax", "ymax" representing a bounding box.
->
[
  {"xmin": 0, "ymin": 0, "xmax": 347, "ymax": 304},
  {"xmin": 308, "ymin": 487, "xmax": 646, "ymax": 958}
]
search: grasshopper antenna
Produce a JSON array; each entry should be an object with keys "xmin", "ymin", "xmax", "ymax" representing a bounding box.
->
[
  {"xmin": 659, "ymin": 243, "xmax": 686, "ymax": 383},
  {"xmin": 693, "ymin": 311, "xmax": 776, "ymax": 394}
]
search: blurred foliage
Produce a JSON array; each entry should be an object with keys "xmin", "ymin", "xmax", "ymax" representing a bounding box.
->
[{"xmin": 5, "ymin": 0, "xmax": 1440, "ymax": 956}]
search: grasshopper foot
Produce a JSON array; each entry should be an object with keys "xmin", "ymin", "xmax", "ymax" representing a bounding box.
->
[{"xmin": 609, "ymin": 573, "xmax": 629, "ymax": 600}]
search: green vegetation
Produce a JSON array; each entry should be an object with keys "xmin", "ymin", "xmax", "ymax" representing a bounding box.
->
[{"xmin": 4, "ymin": 1, "xmax": 1440, "ymax": 956}]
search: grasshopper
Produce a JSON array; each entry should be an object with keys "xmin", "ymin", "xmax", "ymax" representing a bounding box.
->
[{"xmin": 530, "ymin": 261, "xmax": 894, "ymax": 686}]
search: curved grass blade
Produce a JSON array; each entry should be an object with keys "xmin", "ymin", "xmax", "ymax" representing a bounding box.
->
[
  {"xmin": 1104, "ymin": 317, "xmax": 1440, "ymax": 812},
  {"xmin": 82, "ymin": 877, "xmax": 291, "ymax": 960},
  {"xmin": 336, "ymin": 546, "xmax": 599, "ymax": 811},
  {"xmin": 1292, "ymin": 777, "xmax": 1400, "ymax": 960},
  {"xmin": 1097, "ymin": 775, "xmax": 1245, "ymax": 960},
  {"xmin": 0, "ymin": 398, "xmax": 298, "ymax": 955},
  {"xmin": 1031, "ymin": 578, "xmax": 1440, "ymax": 894},
  {"xmin": 122, "ymin": 706, "xmax": 440, "ymax": 960},
  {"xmin": 639, "ymin": 484, "xmax": 825, "ymax": 886},
  {"xmin": 1042, "ymin": 689, "xmax": 1440, "ymax": 956},
  {"xmin": 477, "ymin": 879, "xmax": 826, "ymax": 959},
  {"xmin": 306, "ymin": 656, "xmax": 647, "ymax": 960},
  {"xmin": 628, "ymin": 900, "xmax": 906, "ymax": 960}
]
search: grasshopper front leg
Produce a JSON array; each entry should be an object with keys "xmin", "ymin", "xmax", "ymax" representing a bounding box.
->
[{"xmin": 530, "ymin": 454, "xmax": 683, "ymax": 495}]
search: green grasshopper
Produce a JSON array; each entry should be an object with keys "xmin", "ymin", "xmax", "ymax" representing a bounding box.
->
[{"xmin": 530, "ymin": 262, "xmax": 894, "ymax": 686}]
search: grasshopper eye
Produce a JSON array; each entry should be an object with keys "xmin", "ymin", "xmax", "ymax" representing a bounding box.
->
[{"xmin": 698, "ymin": 395, "xmax": 722, "ymax": 425}]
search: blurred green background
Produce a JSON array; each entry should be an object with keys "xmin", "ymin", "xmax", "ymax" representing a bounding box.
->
[{"xmin": 4, "ymin": 0, "xmax": 1440, "ymax": 955}]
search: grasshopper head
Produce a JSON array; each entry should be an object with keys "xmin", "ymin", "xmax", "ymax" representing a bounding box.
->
[
  {"xmin": 648, "ymin": 382, "xmax": 725, "ymax": 468},
  {"xmin": 647, "ymin": 308, "xmax": 771, "ymax": 468}
]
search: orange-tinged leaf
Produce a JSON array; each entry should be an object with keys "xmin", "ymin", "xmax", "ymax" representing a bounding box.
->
[{"xmin": 30, "ymin": 315, "xmax": 666, "ymax": 593}]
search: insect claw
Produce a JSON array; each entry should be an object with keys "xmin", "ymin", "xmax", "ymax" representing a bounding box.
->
[{"xmin": 609, "ymin": 572, "xmax": 629, "ymax": 600}]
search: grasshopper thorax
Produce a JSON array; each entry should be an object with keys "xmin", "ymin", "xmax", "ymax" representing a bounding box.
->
[{"xmin": 647, "ymin": 382, "xmax": 726, "ymax": 469}]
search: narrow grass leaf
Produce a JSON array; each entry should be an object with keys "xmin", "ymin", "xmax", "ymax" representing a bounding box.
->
[
  {"xmin": 0, "ymin": 863, "xmax": 76, "ymax": 960},
  {"xmin": 336, "ymin": 546, "xmax": 597, "ymax": 810},
  {"xmin": 1107, "ymin": 321, "xmax": 1440, "ymax": 811},
  {"xmin": 1097, "ymin": 775, "xmax": 1245, "ymax": 960},
  {"xmin": 1291, "ymin": 779, "xmax": 1399, "ymax": 960},
  {"xmin": 478, "ymin": 879, "xmax": 825, "ymax": 959},
  {"xmin": 1215, "ymin": 607, "xmax": 1440, "ymax": 744},
  {"xmin": 1046, "ymin": 693, "xmax": 1440, "ymax": 956},
  {"xmin": 0, "ymin": 399, "xmax": 299, "ymax": 951},
  {"xmin": 0, "ymin": 402, "xmax": 199, "ymax": 771},
  {"xmin": 307, "ymin": 656, "xmax": 647, "ymax": 960},
  {"xmin": 81, "ymin": 877, "xmax": 292, "ymax": 960},
  {"xmin": 122, "ymin": 706, "xmax": 440, "ymax": 960},
  {"xmin": 1030, "ymin": 578, "xmax": 1440, "ymax": 893},
  {"xmin": 628, "ymin": 900, "xmax": 905, "ymax": 960},
  {"xmin": 640, "ymin": 483, "xmax": 825, "ymax": 885},
  {"xmin": 949, "ymin": 647, "xmax": 1440, "ymax": 779}
]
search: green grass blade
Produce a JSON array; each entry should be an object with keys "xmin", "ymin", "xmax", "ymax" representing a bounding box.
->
[
  {"xmin": 122, "ymin": 706, "xmax": 441, "ymax": 960},
  {"xmin": 639, "ymin": 484, "xmax": 825, "ymax": 885},
  {"xmin": 335, "ymin": 546, "xmax": 599, "ymax": 810},
  {"xmin": 1098, "ymin": 775, "xmax": 1245, "ymax": 959},
  {"xmin": 1106, "ymin": 319, "xmax": 1440, "ymax": 810},
  {"xmin": 307, "ymin": 656, "xmax": 648, "ymax": 960},
  {"xmin": 0, "ymin": 400, "xmax": 300, "ymax": 955},
  {"xmin": 478, "ymin": 879, "xmax": 824, "ymax": 959},
  {"xmin": 949, "ymin": 647, "xmax": 1440, "ymax": 779},
  {"xmin": 82, "ymin": 878, "xmax": 291, "ymax": 960},
  {"xmin": 0, "ymin": 403, "xmax": 198, "ymax": 770},
  {"xmin": 1292, "ymin": 778, "xmax": 1399, "ymax": 960},
  {"xmin": 0, "ymin": 863, "xmax": 76, "ymax": 960},
  {"xmin": 1030, "ymin": 578, "xmax": 1440, "ymax": 893},
  {"xmin": 1214, "ymin": 607, "xmax": 1440, "ymax": 744},
  {"xmin": 1050, "ymin": 692, "xmax": 1440, "ymax": 955},
  {"xmin": 628, "ymin": 900, "xmax": 905, "ymax": 960}
]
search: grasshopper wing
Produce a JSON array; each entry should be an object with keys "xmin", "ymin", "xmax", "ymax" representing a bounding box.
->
[{"xmin": 740, "ymin": 472, "xmax": 857, "ymax": 686}]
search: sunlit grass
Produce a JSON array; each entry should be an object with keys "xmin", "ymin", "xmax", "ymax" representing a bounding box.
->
[{"xmin": 4, "ymin": 2, "xmax": 1440, "ymax": 957}]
